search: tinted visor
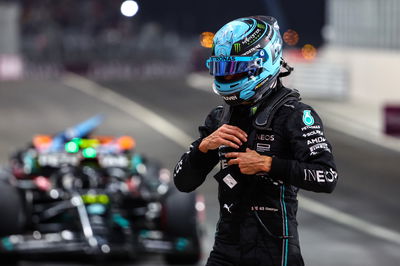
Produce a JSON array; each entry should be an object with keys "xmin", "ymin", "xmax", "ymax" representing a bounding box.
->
[
  {"xmin": 215, "ymin": 72, "xmax": 249, "ymax": 83},
  {"xmin": 206, "ymin": 56, "xmax": 262, "ymax": 77}
]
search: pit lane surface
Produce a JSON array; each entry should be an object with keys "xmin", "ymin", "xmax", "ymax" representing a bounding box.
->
[{"xmin": 0, "ymin": 78, "xmax": 400, "ymax": 266}]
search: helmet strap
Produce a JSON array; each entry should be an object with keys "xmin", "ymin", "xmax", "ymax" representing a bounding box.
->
[{"xmin": 279, "ymin": 58, "xmax": 294, "ymax": 78}]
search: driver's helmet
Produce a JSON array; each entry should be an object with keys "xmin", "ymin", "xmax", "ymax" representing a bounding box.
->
[{"xmin": 206, "ymin": 16, "xmax": 283, "ymax": 105}]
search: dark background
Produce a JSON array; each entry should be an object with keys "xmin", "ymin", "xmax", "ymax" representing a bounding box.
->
[
  {"xmin": 138, "ymin": 0, "xmax": 325, "ymax": 46},
  {"xmin": 11, "ymin": 0, "xmax": 325, "ymax": 71},
  {"xmin": 17, "ymin": 0, "xmax": 325, "ymax": 45}
]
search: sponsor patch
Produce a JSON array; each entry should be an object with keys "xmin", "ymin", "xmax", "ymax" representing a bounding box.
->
[
  {"xmin": 223, "ymin": 95, "xmax": 238, "ymax": 101},
  {"xmin": 223, "ymin": 174, "xmax": 238, "ymax": 189},
  {"xmin": 242, "ymin": 44, "xmax": 261, "ymax": 56},
  {"xmin": 302, "ymin": 130, "xmax": 324, "ymax": 138},
  {"xmin": 233, "ymin": 43, "xmax": 241, "ymax": 53},
  {"xmin": 220, "ymin": 159, "xmax": 228, "ymax": 169},
  {"xmin": 256, "ymin": 143, "xmax": 271, "ymax": 152},
  {"xmin": 304, "ymin": 168, "xmax": 338, "ymax": 183},
  {"xmin": 241, "ymin": 28, "xmax": 262, "ymax": 45},
  {"xmin": 307, "ymin": 137, "xmax": 326, "ymax": 146},
  {"xmin": 256, "ymin": 134, "xmax": 275, "ymax": 141},
  {"xmin": 174, "ymin": 160, "xmax": 183, "ymax": 176},
  {"xmin": 301, "ymin": 125, "xmax": 321, "ymax": 131},
  {"xmin": 210, "ymin": 56, "xmax": 236, "ymax": 61},
  {"xmin": 309, "ymin": 143, "xmax": 331, "ymax": 153},
  {"xmin": 223, "ymin": 203, "xmax": 233, "ymax": 213},
  {"xmin": 303, "ymin": 110, "xmax": 315, "ymax": 126}
]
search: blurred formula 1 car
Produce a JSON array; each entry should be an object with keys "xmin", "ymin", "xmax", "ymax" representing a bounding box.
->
[{"xmin": 0, "ymin": 115, "xmax": 205, "ymax": 265}]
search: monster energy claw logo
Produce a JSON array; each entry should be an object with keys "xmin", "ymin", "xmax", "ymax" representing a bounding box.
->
[
  {"xmin": 233, "ymin": 43, "xmax": 241, "ymax": 53},
  {"xmin": 257, "ymin": 23, "xmax": 266, "ymax": 29},
  {"xmin": 303, "ymin": 110, "xmax": 315, "ymax": 126}
]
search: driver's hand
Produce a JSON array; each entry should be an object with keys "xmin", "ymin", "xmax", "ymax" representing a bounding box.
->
[
  {"xmin": 225, "ymin": 148, "xmax": 272, "ymax": 175},
  {"xmin": 199, "ymin": 124, "xmax": 247, "ymax": 153}
]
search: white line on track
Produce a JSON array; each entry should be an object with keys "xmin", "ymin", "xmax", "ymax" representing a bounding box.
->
[
  {"xmin": 62, "ymin": 73, "xmax": 400, "ymax": 246},
  {"xmin": 62, "ymin": 73, "xmax": 193, "ymax": 149},
  {"xmin": 299, "ymin": 196, "xmax": 400, "ymax": 245}
]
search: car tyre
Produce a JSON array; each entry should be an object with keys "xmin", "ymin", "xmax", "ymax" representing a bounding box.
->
[
  {"xmin": 0, "ymin": 174, "xmax": 25, "ymax": 237},
  {"xmin": 163, "ymin": 190, "xmax": 202, "ymax": 265}
]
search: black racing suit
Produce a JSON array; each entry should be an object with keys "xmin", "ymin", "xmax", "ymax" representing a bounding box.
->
[{"xmin": 173, "ymin": 87, "xmax": 338, "ymax": 266}]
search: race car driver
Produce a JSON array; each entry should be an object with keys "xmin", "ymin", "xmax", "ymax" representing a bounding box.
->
[{"xmin": 173, "ymin": 16, "xmax": 338, "ymax": 266}]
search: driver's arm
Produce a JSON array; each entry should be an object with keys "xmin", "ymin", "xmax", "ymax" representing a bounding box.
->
[{"xmin": 173, "ymin": 107, "xmax": 222, "ymax": 192}]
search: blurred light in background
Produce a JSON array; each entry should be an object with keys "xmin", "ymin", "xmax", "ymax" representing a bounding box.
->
[
  {"xmin": 301, "ymin": 44, "xmax": 317, "ymax": 60},
  {"xmin": 200, "ymin": 32, "xmax": 215, "ymax": 48},
  {"xmin": 283, "ymin": 29, "xmax": 299, "ymax": 46},
  {"xmin": 65, "ymin": 141, "xmax": 79, "ymax": 153},
  {"xmin": 82, "ymin": 147, "xmax": 97, "ymax": 158},
  {"xmin": 120, "ymin": 0, "xmax": 139, "ymax": 18},
  {"xmin": 195, "ymin": 201, "xmax": 206, "ymax": 212},
  {"xmin": 117, "ymin": 136, "xmax": 136, "ymax": 150},
  {"xmin": 0, "ymin": 54, "xmax": 23, "ymax": 80}
]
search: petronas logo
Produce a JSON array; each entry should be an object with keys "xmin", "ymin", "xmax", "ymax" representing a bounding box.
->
[
  {"xmin": 303, "ymin": 110, "xmax": 315, "ymax": 126},
  {"xmin": 233, "ymin": 43, "xmax": 241, "ymax": 53}
]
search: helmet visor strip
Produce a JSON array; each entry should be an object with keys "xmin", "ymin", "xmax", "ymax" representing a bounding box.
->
[{"xmin": 206, "ymin": 56, "xmax": 263, "ymax": 77}]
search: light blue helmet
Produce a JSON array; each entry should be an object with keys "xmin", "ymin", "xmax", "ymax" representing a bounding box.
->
[{"xmin": 206, "ymin": 16, "xmax": 283, "ymax": 105}]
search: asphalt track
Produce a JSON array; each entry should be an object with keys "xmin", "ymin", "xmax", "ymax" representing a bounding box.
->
[{"xmin": 0, "ymin": 78, "xmax": 399, "ymax": 266}]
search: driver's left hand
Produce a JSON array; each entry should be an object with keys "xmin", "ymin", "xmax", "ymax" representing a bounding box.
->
[{"xmin": 225, "ymin": 148, "xmax": 272, "ymax": 175}]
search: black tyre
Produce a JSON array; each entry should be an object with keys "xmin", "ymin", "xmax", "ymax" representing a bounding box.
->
[
  {"xmin": 0, "ymin": 172, "xmax": 23, "ymax": 265},
  {"xmin": 0, "ymin": 255, "xmax": 19, "ymax": 266},
  {"xmin": 0, "ymin": 174, "xmax": 24, "ymax": 237},
  {"xmin": 163, "ymin": 190, "xmax": 202, "ymax": 265}
]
